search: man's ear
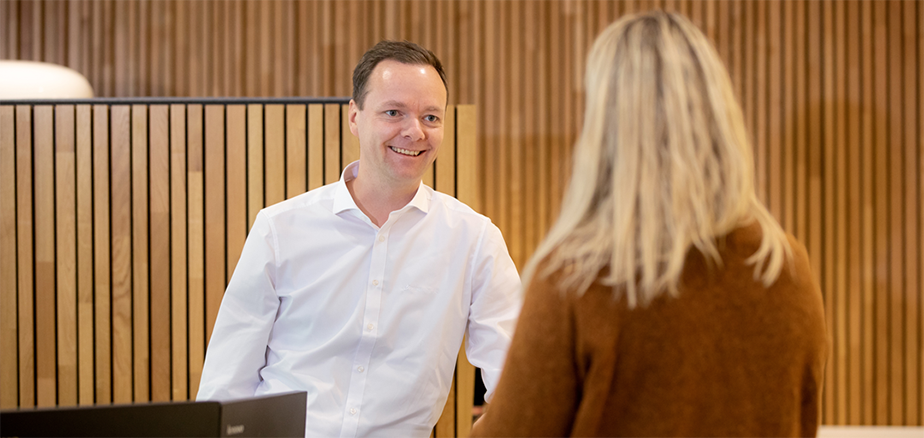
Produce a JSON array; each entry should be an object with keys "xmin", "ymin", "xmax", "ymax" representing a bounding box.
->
[{"xmin": 348, "ymin": 99, "xmax": 360, "ymax": 137}]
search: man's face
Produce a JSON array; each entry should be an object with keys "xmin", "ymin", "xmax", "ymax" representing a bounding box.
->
[{"xmin": 349, "ymin": 59, "xmax": 447, "ymax": 188}]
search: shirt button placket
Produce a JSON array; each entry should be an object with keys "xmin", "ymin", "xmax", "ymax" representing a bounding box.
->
[{"xmin": 341, "ymin": 227, "xmax": 386, "ymax": 438}]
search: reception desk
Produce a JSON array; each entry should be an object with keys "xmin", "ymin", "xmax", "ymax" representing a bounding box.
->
[{"xmin": 0, "ymin": 99, "xmax": 479, "ymax": 437}]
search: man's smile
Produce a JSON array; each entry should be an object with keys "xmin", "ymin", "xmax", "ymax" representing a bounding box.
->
[{"xmin": 389, "ymin": 146, "xmax": 423, "ymax": 157}]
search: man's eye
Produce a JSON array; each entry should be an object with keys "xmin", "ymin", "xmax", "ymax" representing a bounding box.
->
[
  {"xmin": 424, "ymin": 115, "xmax": 440, "ymax": 123},
  {"xmin": 385, "ymin": 110, "xmax": 399, "ymax": 117}
]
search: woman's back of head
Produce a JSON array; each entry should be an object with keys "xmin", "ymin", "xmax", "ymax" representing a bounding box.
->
[{"xmin": 526, "ymin": 11, "xmax": 791, "ymax": 307}]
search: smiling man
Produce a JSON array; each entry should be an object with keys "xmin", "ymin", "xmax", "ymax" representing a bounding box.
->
[{"xmin": 196, "ymin": 41, "xmax": 521, "ymax": 438}]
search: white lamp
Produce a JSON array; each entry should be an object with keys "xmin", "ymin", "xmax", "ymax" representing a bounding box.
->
[{"xmin": 0, "ymin": 60, "xmax": 94, "ymax": 99}]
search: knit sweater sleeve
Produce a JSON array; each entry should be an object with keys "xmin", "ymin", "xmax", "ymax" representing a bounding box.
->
[{"xmin": 470, "ymin": 270, "xmax": 581, "ymax": 438}]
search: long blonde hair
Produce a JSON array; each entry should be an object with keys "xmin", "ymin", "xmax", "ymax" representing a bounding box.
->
[{"xmin": 523, "ymin": 11, "xmax": 791, "ymax": 308}]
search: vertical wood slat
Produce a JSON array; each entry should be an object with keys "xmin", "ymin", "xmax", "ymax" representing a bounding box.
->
[
  {"xmin": 767, "ymin": 1, "xmax": 782, "ymax": 224},
  {"xmin": 34, "ymin": 106, "xmax": 55, "ymax": 408},
  {"xmin": 150, "ymin": 105, "xmax": 171, "ymax": 402},
  {"xmin": 805, "ymin": 6, "xmax": 824, "ymax": 417},
  {"xmin": 92, "ymin": 104, "xmax": 112, "ymax": 405},
  {"xmin": 0, "ymin": 106, "xmax": 18, "ymax": 409},
  {"xmin": 264, "ymin": 105, "xmax": 285, "ymax": 207},
  {"xmin": 887, "ymin": 0, "xmax": 904, "ymax": 426},
  {"xmin": 435, "ymin": 106, "xmax": 456, "ymax": 195},
  {"xmin": 111, "ymin": 105, "xmax": 132, "ymax": 404},
  {"xmin": 131, "ymin": 104, "xmax": 150, "ymax": 401},
  {"xmin": 170, "ymin": 104, "xmax": 189, "ymax": 401},
  {"xmin": 536, "ymin": 0, "xmax": 550, "ymax": 245},
  {"xmin": 846, "ymin": 0, "xmax": 862, "ymax": 424},
  {"xmin": 204, "ymin": 105, "xmax": 225, "ymax": 343},
  {"xmin": 901, "ymin": 0, "xmax": 920, "ymax": 425},
  {"xmin": 0, "ymin": 0, "xmax": 11, "ymax": 60},
  {"xmin": 187, "ymin": 104, "xmax": 205, "ymax": 398},
  {"xmin": 508, "ymin": 0, "xmax": 524, "ymax": 268},
  {"xmin": 76, "ymin": 104, "xmax": 94, "ymax": 406},
  {"xmin": 456, "ymin": 106, "xmax": 479, "ymax": 222},
  {"xmin": 247, "ymin": 104, "xmax": 264, "ymax": 228},
  {"xmin": 15, "ymin": 105, "xmax": 34, "ymax": 408},
  {"xmin": 834, "ymin": 1, "xmax": 849, "ymax": 425},
  {"xmin": 308, "ymin": 104, "xmax": 324, "ymax": 191},
  {"xmin": 227, "ymin": 106, "xmax": 248, "ymax": 281},
  {"xmin": 859, "ymin": 1, "xmax": 876, "ymax": 424},
  {"xmin": 453, "ymin": 104, "xmax": 479, "ymax": 438},
  {"xmin": 286, "ymin": 105, "xmax": 307, "ymax": 199},
  {"xmin": 872, "ymin": 0, "xmax": 889, "ymax": 425},
  {"xmin": 821, "ymin": 1, "xmax": 837, "ymax": 423},
  {"xmin": 54, "ymin": 105, "xmax": 78, "ymax": 407},
  {"xmin": 324, "ymin": 103, "xmax": 341, "ymax": 185},
  {"xmin": 781, "ymin": 0, "xmax": 794, "ymax": 235},
  {"xmin": 919, "ymin": 0, "xmax": 924, "ymax": 426}
]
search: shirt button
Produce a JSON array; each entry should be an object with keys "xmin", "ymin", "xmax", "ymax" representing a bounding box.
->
[
  {"xmin": 367, "ymin": 324, "xmax": 374, "ymax": 331},
  {"xmin": 357, "ymin": 366, "xmax": 364, "ymax": 373},
  {"xmin": 350, "ymin": 408, "xmax": 357, "ymax": 415},
  {"xmin": 378, "ymin": 235, "xmax": 385, "ymax": 242},
  {"xmin": 372, "ymin": 280, "xmax": 379, "ymax": 286}
]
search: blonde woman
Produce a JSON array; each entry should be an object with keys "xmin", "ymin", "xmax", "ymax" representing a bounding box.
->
[{"xmin": 471, "ymin": 11, "xmax": 826, "ymax": 438}]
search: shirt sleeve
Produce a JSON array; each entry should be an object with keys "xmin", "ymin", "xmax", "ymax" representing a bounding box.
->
[
  {"xmin": 470, "ymin": 269, "xmax": 580, "ymax": 438},
  {"xmin": 464, "ymin": 222, "xmax": 523, "ymax": 403},
  {"xmin": 196, "ymin": 210, "xmax": 281, "ymax": 401}
]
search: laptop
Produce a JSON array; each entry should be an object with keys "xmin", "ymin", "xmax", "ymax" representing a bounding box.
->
[{"xmin": 0, "ymin": 391, "xmax": 306, "ymax": 437}]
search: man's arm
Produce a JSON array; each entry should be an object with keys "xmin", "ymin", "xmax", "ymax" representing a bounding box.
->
[
  {"xmin": 197, "ymin": 211, "xmax": 281, "ymax": 400},
  {"xmin": 464, "ymin": 222, "xmax": 522, "ymax": 402}
]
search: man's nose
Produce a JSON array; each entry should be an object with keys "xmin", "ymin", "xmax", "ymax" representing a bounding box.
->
[{"xmin": 402, "ymin": 118, "xmax": 425, "ymax": 141}]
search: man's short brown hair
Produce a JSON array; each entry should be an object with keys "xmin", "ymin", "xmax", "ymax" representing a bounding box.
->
[{"xmin": 352, "ymin": 40, "xmax": 448, "ymax": 109}]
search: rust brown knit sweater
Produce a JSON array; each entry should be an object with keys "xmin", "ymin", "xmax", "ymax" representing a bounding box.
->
[{"xmin": 471, "ymin": 224, "xmax": 827, "ymax": 437}]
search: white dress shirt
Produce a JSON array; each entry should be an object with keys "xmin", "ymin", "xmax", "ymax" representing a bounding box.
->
[{"xmin": 197, "ymin": 161, "xmax": 521, "ymax": 438}]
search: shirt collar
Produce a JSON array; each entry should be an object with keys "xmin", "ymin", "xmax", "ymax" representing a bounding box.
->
[{"xmin": 332, "ymin": 161, "xmax": 431, "ymax": 216}]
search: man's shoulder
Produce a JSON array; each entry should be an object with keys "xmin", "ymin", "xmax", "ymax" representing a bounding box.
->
[
  {"xmin": 260, "ymin": 181, "xmax": 339, "ymax": 219},
  {"xmin": 428, "ymin": 188, "xmax": 490, "ymax": 224}
]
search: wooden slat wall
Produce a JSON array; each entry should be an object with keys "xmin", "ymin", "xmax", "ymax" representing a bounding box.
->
[
  {"xmin": 1, "ymin": 0, "xmax": 922, "ymax": 428},
  {"xmin": 0, "ymin": 100, "xmax": 478, "ymax": 437}
]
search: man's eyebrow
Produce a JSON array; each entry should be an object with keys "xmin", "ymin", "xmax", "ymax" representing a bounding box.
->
[
  {"xmin": 381, "ymin": 100, "xmax": 408, "ymax": 109},
  {"xmin": 379, "ymin": 101, "xmax": 444, "ymax": 114}
]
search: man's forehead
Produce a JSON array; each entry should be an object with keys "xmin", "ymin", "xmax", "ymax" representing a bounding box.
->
[
  {"xmin": 365, "ymin": 62, "xmax": 447, "ymax": 108},
  {"xmin": 369, "ymin": 61, "xmax": 441, "ymax": 87},
  {"xmin": 377, "ymin": 62, "xmax": 432, "ymax": 80}
]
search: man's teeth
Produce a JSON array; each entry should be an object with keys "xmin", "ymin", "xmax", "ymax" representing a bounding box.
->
[{"xmin": 391, "ymin": 147, "xmax": 422, "ymax": 156}]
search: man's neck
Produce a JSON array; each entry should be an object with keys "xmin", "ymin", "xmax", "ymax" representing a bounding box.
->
[{"xmin": 346, "ymin": 175, "xmax": 419, "ymax": 227}]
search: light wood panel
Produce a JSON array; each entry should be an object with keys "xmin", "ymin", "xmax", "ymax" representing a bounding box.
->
[
  {"xmin": 187, "ymin": 104, "xmax": 205, "ymax": 398},
  {"xmin": 54, "ymin": 105, "xmax": 77, "ymax": 407},
  {"xmin": 0, "ymin": 106, "xmax": 17, "ymax": 409},
  {"xmin": 204, "ymin": 105, "xmax": 225, "ymax": 343},
  {"xmin": 34, "ymin": 105, "xmax": 54, "ymax": 408},
  {"xmin": 227, "ymin": 105, "xmax": 247, "ymax": 282},
  {"xmin": 169, "ymin": 103, "xmax": 188, "ymax": 401},
  {"xmin": 15, "ymin": 105, "xmax": 34, "ymax": 408},
  {"xmin": 76, "ymin": 105, "xmax": 93, "ymax": 406},
  {"xmin": 92, "ymin": 104, "xmax": 111, "ymax": 405},
  {"xmin": 150, "ymin": 105, "xmax": 170, "ymax": 403},
  {"xmin": 0, "ymin": 100, "xmax": 477, "ymax": 435},
  {"xmin": 131, "ymin": 104, "xmax": 150, "ymax": 402},
  {"xmin": 111, "ymin": 105, "xmax": 131, "ymax": 404}
]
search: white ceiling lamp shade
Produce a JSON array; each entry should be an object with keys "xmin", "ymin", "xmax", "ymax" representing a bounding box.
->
[{"xmin": 0, "ymin": 60, "xmax": 94, "ymax": 99}]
